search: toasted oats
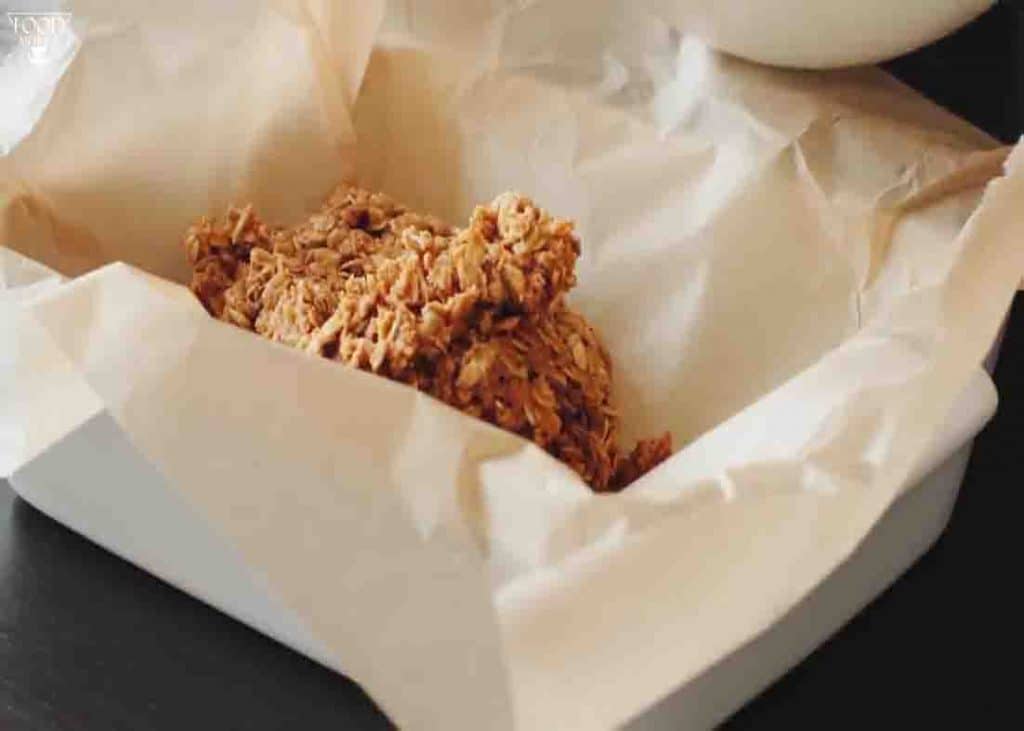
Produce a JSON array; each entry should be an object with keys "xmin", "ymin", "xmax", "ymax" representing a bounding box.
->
[{"xmin": 186, "ymin": 185, "xmax": 671, "ymax": 491}]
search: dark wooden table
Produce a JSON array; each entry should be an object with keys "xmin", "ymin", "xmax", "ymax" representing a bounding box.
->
[{"xmin": 2, "ymin": 5, "xmax": 1022, "ymax": 729}]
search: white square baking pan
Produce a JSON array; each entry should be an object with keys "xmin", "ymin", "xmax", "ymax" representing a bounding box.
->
[
  {"xmin": 4, "ymin": 3, "xmax": 1023, "ymax": 721},
  {"xmin": 4, "ymin": 361, "xmax": 999, "ymax": 730},
  {"xmin": 3, "ymin": 244, "xmax": 1003, "ymax": 729}
]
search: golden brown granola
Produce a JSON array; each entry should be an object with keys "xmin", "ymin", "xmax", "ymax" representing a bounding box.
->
[{"xmin": 186, "ymin": 186, "xmax": 670, "ymax": 491}]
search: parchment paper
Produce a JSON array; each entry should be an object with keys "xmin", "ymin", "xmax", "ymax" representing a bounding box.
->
[{"xmin": 3, "ymin": 1, "xmax": 1024, "ymax": 728}]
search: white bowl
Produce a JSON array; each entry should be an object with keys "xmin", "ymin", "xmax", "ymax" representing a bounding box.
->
[{"xmin": 655, "ymin": 0, "xmax": 994, "ymax": 68}]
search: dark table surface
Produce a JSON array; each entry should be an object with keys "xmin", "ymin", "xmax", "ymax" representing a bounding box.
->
[{"xmin": 3, "ymin": 5, "xmax": 1023, "ymax": 730}]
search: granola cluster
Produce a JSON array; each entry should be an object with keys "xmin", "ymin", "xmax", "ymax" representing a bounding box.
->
[{"xmin": 186, "ymin": 186, "xmax": 671, "ymax": 491}]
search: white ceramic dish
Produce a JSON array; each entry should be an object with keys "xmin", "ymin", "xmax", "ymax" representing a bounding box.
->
[
  {"xmin": 656, "ymin": 0, "xmax": 994, "ymax": 68},
  {"xmin": 7, "ymin": 366, "xmax": 998, "ymax": 727}
]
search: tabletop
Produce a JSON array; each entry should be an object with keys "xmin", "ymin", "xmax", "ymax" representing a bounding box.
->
[{"xmin": 2, "ymin": 4, "xmax": 1023, "ymax": 729}]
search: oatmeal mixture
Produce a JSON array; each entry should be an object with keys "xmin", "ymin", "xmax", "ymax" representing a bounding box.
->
[{"xmin": 186, "ymin": 186, "xmax": 670, "ymax": 491}]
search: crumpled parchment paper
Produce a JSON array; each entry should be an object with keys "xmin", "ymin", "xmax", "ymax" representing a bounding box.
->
[{"xmin": 2, "ymin": 1, "xmax": 1023, "ymax": 728}]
